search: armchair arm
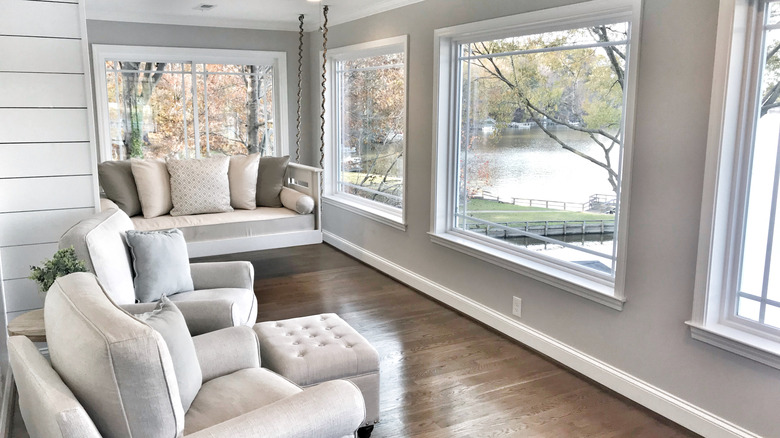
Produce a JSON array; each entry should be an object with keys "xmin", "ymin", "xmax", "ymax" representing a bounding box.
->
[
  {"xmin": 192, "ymin": 326, "xmax": 260, "ymax": 383},
  {"xmin": 190, "ymin": 261, "xmax": 254, "ymax": 291},
  {"xmin": 186, "ymin": 380, "xmax": 365, "ymax": 438},
  {"xmin": 122, "ymin": 299, "xmax": 237, "ymax": 336}
]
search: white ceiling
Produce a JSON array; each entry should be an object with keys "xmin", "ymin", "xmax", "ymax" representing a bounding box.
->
[{"xmin": 85, "ymin": 0, "xmax": 424, "ymax": 32}]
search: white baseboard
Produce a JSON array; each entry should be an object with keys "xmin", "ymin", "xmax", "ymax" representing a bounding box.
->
[{"xmin": 323, "ymin": 231, "xmax": 759, "ymax": 438}]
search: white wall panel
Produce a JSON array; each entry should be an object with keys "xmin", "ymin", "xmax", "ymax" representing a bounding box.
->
[
  {"xmin": 0, "ymin": 176, "xmax": 94, "ymax": 213},
  {"xmin": 0, "ymin": 243, "xmax": 58, "ymax": 280},
  {"xmin": 0, "ymin": 1, "xmax": 81, "ymax": 38},
  {"xmin": 0, "ymin": 142, "xmax": 92, "ymax": 177},
  {"xmin": 0, "ymin": 73, "xmax": 87, "ymax": 108},
  {"xmin": 0, "ymin": 37, "xmax": 83, "ymax": 73},
  {"xmin": 0, "ymin": 109, "xmax": 89, "ymax": 143},
  {"xmin": 0, "ymin": 208, "xmax": 94, "ymax": 247},
  {"xmin": 2, "ymin": 279, "xmax": 44, "ymax": 313}
]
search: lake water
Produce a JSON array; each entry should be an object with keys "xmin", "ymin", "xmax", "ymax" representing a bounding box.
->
[{"xmin": 469, "ymin": 126, "xmax": 619, "ymax": 203}]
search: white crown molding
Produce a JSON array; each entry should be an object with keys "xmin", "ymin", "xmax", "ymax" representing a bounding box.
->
[
  {"xmin": 86, "ymin": 8, "xmax": 300, "ymax": 31},
  {"xmin": 86, "ymin": 0, "xmax": 426, "ymax": 32},
  {"xmin": 323, "ymin": 230, "xmax": 761, "ymax": 438}
]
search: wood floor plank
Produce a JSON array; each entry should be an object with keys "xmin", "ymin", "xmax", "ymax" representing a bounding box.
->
[{"xmin": 198, "ymin": 243, "xmax": 699, "ymax": 438}]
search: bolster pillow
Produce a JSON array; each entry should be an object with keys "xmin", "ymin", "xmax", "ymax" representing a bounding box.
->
[{"xmin": 280, "ymin": 187, "xmax": 315, "ymax": 214}]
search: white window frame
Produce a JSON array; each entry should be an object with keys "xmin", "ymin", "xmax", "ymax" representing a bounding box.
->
[
  {"xmin": 92, "ymin": 44, "xmax": 289, "ymax": 162},
  {"xmin": 430, "ymin": 0, "xmax": 642, "ymax": 310},
  {"xmin": 689, "ymin": 0, "xmax": 780, "ymax": 369},
  {"xmin": 323, "ymin": 35, "xmax": 409, "ymax": 231}
]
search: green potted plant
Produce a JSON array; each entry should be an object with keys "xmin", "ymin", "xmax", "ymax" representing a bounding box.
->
[{"xmin": 28, "ymin": 247, "xmax": 87, "ymax": 294}]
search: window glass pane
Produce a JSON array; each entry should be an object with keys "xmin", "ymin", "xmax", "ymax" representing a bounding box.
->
[
  {"xmin": 737, "ymin": 296, "xmax": 761, "ymax": 322},
  {"xmin": 105, "ymin": 61, "xmax": 276, "ymax": 160},
  {"xmin": 765, "ymin": 304, "xmax": 780, "ymax": 328},
  {"xmin": 768, "ymin": 2, "xmax": 780, "ymax": 26},
  {"xmin": 197, "ymin": 65, "xmax": 275, "ymax": 157},
  {"xmin": 336, "ymin": 51, "xmax": 405, "ymax": 209},
  {"xmin": 454, "ymin": 23, "xmax": 628, "ymax": 277}
]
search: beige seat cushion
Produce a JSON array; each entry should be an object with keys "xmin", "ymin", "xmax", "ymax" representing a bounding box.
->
[
  {"xmin": 168, "ymin": 288, "xmax": 257, "ymax": 326},
  {"xmin": 131, "ymin": 207, "xmax": 315, "ymax": 243},
  {"xmin": 184, "ymin": 368, "xmax": 300, "ymax": 435}
]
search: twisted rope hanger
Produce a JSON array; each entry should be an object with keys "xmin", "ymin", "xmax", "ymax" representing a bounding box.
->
[
  {"xmin": 295, "ymin": 14, "xmax": 304, "ymax": 163},
  {"xmin": 319, "ymin": 5, "xmax": 329, "ymax": 194}
]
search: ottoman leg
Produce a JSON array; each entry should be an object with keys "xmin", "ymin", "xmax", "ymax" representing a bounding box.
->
[{"xmin": 357, "ymin": 425, "xmax": 374, "ymax": 438}]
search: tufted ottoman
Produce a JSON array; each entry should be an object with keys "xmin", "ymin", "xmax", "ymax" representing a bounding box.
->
[{"xmin": 253, "ymin": 313, "xmax": 379, "ymax": 435}]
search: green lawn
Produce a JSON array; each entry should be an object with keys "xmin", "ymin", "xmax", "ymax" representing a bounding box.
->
[{"xmin": 465, "ymin": 198, "xmax": 614, "ymax": 223}]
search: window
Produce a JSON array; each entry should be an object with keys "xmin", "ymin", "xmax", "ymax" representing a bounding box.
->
[
  {"xmin": 324, "ymin": 36, "xmax": 408, "ymax": 229},
  {"xmin": 431, "ymin": 0, "xmax": 641, "ymax": 307},
  {"xmin": 93, "ymin": 46, "xmax": 288, "ymax": 161},
  {"xmin": 691, "ymin": 0, "xmax": 780, "ymax": 369}
]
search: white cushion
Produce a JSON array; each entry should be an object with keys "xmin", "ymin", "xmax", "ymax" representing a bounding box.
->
[
  {"xmin": 280, "ymin": 187, "xmax": 315, "ymax": 214},
  {"xmin": 228, "ymin": 154, "xmax": 261, "ymax": 210},
  {"xmin": 131, "ymin": 158, "xmax": 173, "ymax": 218},
  {"xmin": 168, "ymin": 157, "xmax": 233, "ymax": 216}
]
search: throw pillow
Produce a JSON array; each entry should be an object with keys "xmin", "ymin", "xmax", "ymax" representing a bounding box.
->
[
  {"xmin": 167, "ymin": 156, "xmax": 233, "ymax": 216},
  {"xmin": 98, "ymin": 160, "xmax": 142, "ymax": 216},
  {"xmin": 131, "ymin": 158, "xmax": 173, "ymax": 218},
  {"xmin": 257, "ymin": 155, "xmax": 290, "ymax": 207},
  {"xmin": 125, "ymin": 229, "xmax": 193, "ymax": 303},
  {"xmin": 280, "ymin": 187, "xmax": 315, "ymax": 214},
  {"xmin": 228, "ymin": 154, "xmax": 261, "ymax": 210},
  {"xmin": 134, "ymin": 296, "xmax": 202, "ymax": 412}
]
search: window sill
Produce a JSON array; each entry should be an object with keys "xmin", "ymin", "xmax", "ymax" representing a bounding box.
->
[
  {"xmin": 686, "ymin": 321, "xmax": 780, "ymax": 370},
  {"xmin": 323, "ymin": 195, "xmax": 406, "ymax": 231},
  {"xmin": 429, "ymin": 232, "xmax": 624, "ymax": 310}
]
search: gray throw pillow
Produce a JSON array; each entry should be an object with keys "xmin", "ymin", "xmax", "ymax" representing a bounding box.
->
[
  {"xmin": 134, "ymin": 296, "xmax": 202, "ymax": 412},
  {"xmin": 256, "ymin": 155, "xmax": 290, "ymax": 207},
  {"xmin": 98, "ymin": 160, "xmax": 142, "ymax": 216},
  {"xmin": 125, "ymin": 229, "xmax": 194, "ymax": 303}
]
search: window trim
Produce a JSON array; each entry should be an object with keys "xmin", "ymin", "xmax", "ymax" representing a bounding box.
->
[
  {"xmin": 430, "ymin": 0, "xmax": 642, "ymax": 309},
  {"xmin": 323, "ymin": 35, "xmax": 409, "ymax": 230},
  {"xmin": 91, "ymin": 44, "xmax": 290, "ymax": 162},
  {"xmin": 689, "ymin": 0, "xmax": 780, "ymax": 369}
]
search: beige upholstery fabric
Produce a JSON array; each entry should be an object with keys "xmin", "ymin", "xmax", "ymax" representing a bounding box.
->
[
  {"xmin": 131, "ymin": 158, "xmax": 173, "ymax": 218},
  {"xmin": 168, "ymin": 157, "xmax": 233, "ymax": 216},
  {"xmin": 185, "ymin": 380, "xmax": 365, "ymax": 438},
  {"xmin": 254, "ymin": 314, "xmax": 379, "ymax": 385},
  {"xmin": 8, "ymin": 336, "xmax": 101, "ymax": 438},
  {"xmin": 59, "ymin": 208, "xmax": 136, "ymax": 305},
  {"xmin": 59, "ymin": 209, "xmax": 257, "ymax": 332},
  {"xmin": 122, "ymin": 300, "xmax": 237, "ymax": 337},
  {"xmin": 193, "ymin": 326, "xmax": 261, "ymax": 383},
  {"xmin": 280, "ymin": 187, "xmax": 315, "ymax": 214},
  {"xmin": 184, "ymin": 368, "xmax": 300, "ymax": 435},
  {"xmin": 253, "ymin": 314, "xmax": 380, "ymax": 426},
  {"xmin": 229, "ymin": 154, "xmax": 261, "ymax": 210},
  {"xmin": 45, "ymin": 273, "xmax": 184, "ymax": 438},
  {"xmin": 132, "ymin": 207, "xmax": 315, "ymax": 243},
  {"xmin": 169, "ymin": 288, "xmax": 257, "ymax": 327}
]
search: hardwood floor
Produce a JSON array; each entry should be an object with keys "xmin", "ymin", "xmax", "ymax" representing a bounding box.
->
[
  {"xmin": 9, "ymin": 243, "xmax": 698, "ymax": 437},
  {"xmin": 201, "ymin": 244, "xmax": 699, "ymax": 438}
]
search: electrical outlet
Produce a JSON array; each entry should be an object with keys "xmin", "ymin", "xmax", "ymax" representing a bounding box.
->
[{"xmin": 512, "ymin": 296, "xmax": 522, "ymax": 317}]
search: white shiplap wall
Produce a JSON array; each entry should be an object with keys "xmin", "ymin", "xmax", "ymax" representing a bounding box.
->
[{"xmin": 0, "ymin": 0, "xmax": 99, "ymax": 362}]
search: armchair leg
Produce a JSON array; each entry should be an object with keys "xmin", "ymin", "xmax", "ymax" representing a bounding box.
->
[{"xmin": 357, "ymin": 425, "xmax": 374, "ymax": 438}]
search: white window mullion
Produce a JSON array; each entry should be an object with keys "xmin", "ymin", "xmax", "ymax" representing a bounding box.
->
[
  {"xmin": 191, "ymin": 62, "xmax": 201, "ymax": 158},
  {"xmin": 181, "ymin": 65, "xmax": 189, "ymax": 159},
  {"xmin": 203, "ymin": 68, "xmax": 210, "ymax": 155}
]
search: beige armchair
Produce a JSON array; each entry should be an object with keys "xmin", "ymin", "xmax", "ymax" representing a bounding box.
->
[
  {"xmin": 8, "ymin": 273, "xmax": 365, "ymax": 438},
  {"xmin": 59, "ymin": 208, "xmax": 257, "ymax": 335}
]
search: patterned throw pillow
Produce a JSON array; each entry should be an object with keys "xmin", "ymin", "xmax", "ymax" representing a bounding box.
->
[{"xmin": 167, "ymin": 156, "xmax": 233, "ymax": 216}]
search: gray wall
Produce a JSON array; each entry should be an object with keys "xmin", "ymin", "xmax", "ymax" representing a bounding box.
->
[
  {"xmin": 86, "ymin": 20, "xmax": 315, "ymax": 165},
  {"xmin": 312, "ymin": 0, "xmax": 780, "ymax": 436}
]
